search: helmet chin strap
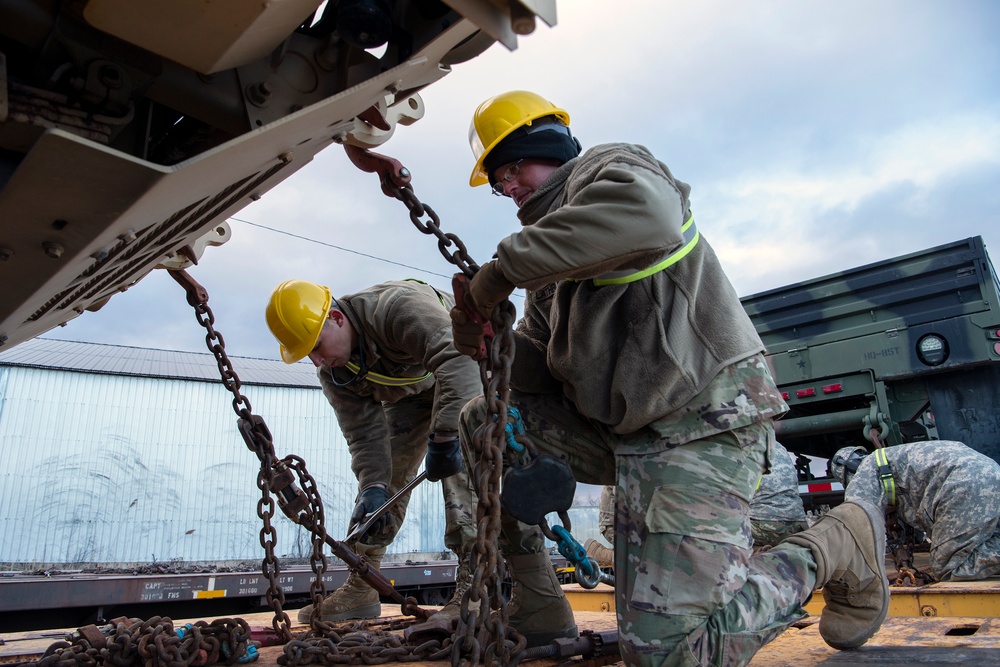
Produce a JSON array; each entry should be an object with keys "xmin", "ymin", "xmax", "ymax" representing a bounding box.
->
[{"xmin": 327, "ymin": 303, "xmax": 370, "ymax": 388}]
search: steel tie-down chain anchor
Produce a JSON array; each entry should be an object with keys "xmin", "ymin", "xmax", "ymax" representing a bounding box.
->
[{"xmin": 500, "ymin": 408, "xmax": 613, "ymax": 589}]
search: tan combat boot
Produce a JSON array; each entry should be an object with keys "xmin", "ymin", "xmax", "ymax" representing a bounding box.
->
[
  {"xmin": 403, "ymin": 551, "xmax": 477, "ymax": 642},
  {"xmin": 297, "ymin": 550, "xmax": 383, "ymax": 624},
  {"xmin": 783, "ymin": 499, "xmax": 889, "ymax": 649},
  {"xmin": 506, "ymin": 552, "xmax": 578, "ymax": 648},
  {"xmin": 429, "ymin": 551, "xmax": 475, "ymax": 625},
  {"xmin": 584, "ymin": 538, "xmax": 614, "ymax": 568}
]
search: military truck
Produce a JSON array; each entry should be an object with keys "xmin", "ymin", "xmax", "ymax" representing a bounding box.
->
[{"xmin": 741, "ymin": 236, "xmax": 1000, "ymax": 508}]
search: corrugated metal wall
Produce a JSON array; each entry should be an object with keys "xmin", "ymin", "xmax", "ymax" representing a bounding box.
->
[{"xmin": 0, "ymin": 365, "xmax": 450, "ymax": 566}]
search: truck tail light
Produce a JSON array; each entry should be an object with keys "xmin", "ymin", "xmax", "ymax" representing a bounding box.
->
[{"xmin": 917, "ymin": 334, "xmax": 948, "ymax": 366}]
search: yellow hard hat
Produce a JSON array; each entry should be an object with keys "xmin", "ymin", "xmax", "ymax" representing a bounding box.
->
[
  {"xmin": 468, "ymin": 90, "xmax": 570, "ymax": 187},
  {"xmin": 265, "ymin": 280, "xmax": 333, "ymax": 364}
]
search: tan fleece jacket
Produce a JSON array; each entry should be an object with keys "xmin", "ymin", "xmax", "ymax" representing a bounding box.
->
[
  {"xmin": 497, "ymin": 143, "xmax": 765, "ymax": 434},
  {"xmin": 317, "ymin": 280, "xmax": 481, "ymax": 490}
]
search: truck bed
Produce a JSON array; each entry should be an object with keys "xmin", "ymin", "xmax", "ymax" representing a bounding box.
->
[
  {"xmin": 739, "ymin": 235, "xmax": 1000, "ymax": 462},
  {"xmin": 741, "ymin": 236, "xmax": 1000, "ymax": 373}
]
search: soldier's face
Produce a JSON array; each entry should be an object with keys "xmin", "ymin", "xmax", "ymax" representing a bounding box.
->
[
  {"xmin": 308, "ymin": 310, "xmax": 354, "ymax": 368},
  {"xmin": 492, "ymin": 159, "xmax": 560, "ymax": 208}
]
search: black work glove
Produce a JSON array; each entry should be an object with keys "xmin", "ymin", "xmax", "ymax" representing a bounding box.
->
[
  {"xmin": 349, "ymin": 486, "xmax": 391, "ymax": 542},
  {"xmin": 425, "ymin": 435, "xmax": 464, "ymax": 482}
]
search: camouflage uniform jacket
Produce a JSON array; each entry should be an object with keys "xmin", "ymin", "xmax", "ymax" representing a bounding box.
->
[
  {"xmin": 499, "ymin": 142, "xmax": 784, "ymax": 436},
  {"xmin": 750, "ymin": 441, "xmax": 808, "ymax": 523},
  {"xmin": 317, "ymin": 281, "xmax": 482, "ymax": 491},
  {"xmin": 844, "ymin": 440, "xmax": 1000, "ymax": 579}
]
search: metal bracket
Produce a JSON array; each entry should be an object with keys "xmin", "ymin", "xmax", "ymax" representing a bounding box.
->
[
  {"xmin": 339, "ymin": 91, "xmax": 425, "ymax": 149},
  {"xmin": 156, "ymin": 222, "xmax": 232, "ymax": 270}
]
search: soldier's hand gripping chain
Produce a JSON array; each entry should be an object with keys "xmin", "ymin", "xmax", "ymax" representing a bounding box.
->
[
  {"xmin": 424, "ymin": 435, "xmax": 464, "ymax": 482},
  {"xmin": 349, "ymin": 486, "xmax": 391, "ymax": 541},
  {"xmin": 465, "ymin": 261, "xmax": 515, "ymax": 319},
  {"xmin": 450, "ymin": 272, "xmax": 498, "ymax": 360},
  {"xmin": 450, "ymin": 307, "xmax": 488, "ymax": 359}
]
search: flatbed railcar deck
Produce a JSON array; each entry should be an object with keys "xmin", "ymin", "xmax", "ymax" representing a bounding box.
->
[
  {"xmin": 5, "ymin": 600, "xmax": 1000, "ymax": 667},
  {"xmin": 0, "ymin": 560, "xmax": 464, "ymax": 633}
]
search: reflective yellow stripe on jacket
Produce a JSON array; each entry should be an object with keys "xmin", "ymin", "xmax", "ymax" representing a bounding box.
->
[
  {"xmin": 874, "ymin": 448, "xmax": 897, "ymax": 506},
  {"xmin": 343, "ymin": 361, "xmax": 432, "ymax": 387},
  {"xmin": 593, "ymin": 217, "xmax": 700, "ymax": 286}
]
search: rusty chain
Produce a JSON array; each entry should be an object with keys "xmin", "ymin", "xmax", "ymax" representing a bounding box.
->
[
  {"xmin": 370, "ymin": 171, "xmax": 525, "ymax": 666},
  {"xmin": 886, "ymin": 511, "xmax": 935, "ymax": 587},
  {"xmin": 174, "ymin": 279, "xmax": 297, "ymax": 643},
  {"xmin": 12, "ymin": 617, "xmax": 252, "ymax": 667}
]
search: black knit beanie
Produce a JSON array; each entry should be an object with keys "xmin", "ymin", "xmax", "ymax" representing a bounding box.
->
[{"xmin": 483, "ymin": 120, "xmax": 581, "ymax": 184}]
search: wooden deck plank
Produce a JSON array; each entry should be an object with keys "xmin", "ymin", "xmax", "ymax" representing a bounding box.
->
[
  {"xmin": 749, "ymin": 616, "xmax": 1000, "ymax": 665},
  {"xmin": 7, "ymin": 598, "xmax": 1000, "ymax": 665}
]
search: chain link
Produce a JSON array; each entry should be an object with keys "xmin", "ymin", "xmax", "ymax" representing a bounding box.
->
[
  {"xmin": 387, "ymin": 185, "xmax": 481, "ymax": 279},
  {"xmin": 168, "ymin": 273, "xmax": 432, "ymax": 662},
  {"xmin": 376, "ymin": 175, "xmax": 526, "ymax": 665},
  {"xmin": 188, "ymin": 299, "xmax": 295, "ymax": 642},
  {"xmin": 13, "ymin": 618, "xmax": 251, "ymax": 667}
]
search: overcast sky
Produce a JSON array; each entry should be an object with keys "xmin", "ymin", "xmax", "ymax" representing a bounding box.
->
[{"xmin": 39, "ymin": 0, "xmax": 1000, "ymax": 364}]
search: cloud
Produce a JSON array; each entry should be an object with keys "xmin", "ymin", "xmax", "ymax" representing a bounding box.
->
[
  {"xmin": 703, "ymin": 111, "xmax": 1000, "ymax": 292},
  {"xmin": 28, "ymin": 0, "xmax": 1000, "ymax": 361}
]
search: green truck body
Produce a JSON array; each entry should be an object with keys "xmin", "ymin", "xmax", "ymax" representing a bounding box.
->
[{"xmin": 741, "ymin": 236, "xmax": 1000, "ymax": 500}]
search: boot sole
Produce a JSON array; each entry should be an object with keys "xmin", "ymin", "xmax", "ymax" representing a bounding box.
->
[
  {"xmin": 821, "ymin": 500, "xmax": 890, "ymax": 650},
  {"xmin": 323, "ymin": 601, "xmax": 382, "ymax": 622},
  {"xmin": 300, "ymin": 601, "xmax": 381, "ymax": 623},
  {"xmin": 520, "ymin": 624, "xmax": 579, "ymax": 649}
]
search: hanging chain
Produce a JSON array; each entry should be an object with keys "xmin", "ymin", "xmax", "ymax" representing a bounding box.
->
[
  {"xmin": 389, "ymin": 185, "xmax": 481, "ymax": 279},
  {"xmin": 167, "ymin": 271, "xmax": 434, "ymax": 664},
  {"xmin": 169, "ymin": 273, "xmax": 296, "ymax": 643},
  {"xmin": 347, "ymin": 146, "xmax": 526, "ymax": 665},
  {"xmin": 453, "ymin": 301, "xmax": 522, "ymax": 667}
]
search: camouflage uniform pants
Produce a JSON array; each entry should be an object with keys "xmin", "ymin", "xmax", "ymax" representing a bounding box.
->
[
  {"xmin": 460, "ymin": 391, "xmax": 816, "ymax": 667},
  {"xmin": 750, "ymin": 520, "xmax": 810, "ymax": 551},
  {"xmin": 357, "ymin": 391, "xmax": 478, "ymax": 560}
]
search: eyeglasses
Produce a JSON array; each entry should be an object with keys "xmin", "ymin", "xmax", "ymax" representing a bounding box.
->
[{"xmin": 491, "ymin": 159, "xmax": 524, "ymax": 196}]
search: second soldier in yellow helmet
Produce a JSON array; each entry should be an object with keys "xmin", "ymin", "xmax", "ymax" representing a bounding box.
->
[{"xmin": 266, "ymin": 279, "xmax": 480, "ymax": 629}]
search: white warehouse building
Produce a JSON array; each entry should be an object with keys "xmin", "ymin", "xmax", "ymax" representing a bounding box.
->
[
  {"xmin": 0, "ymin": 338, "xmax": 601, "ymax": 570},
  {"xmin": 0, "ymin": 337, "xmax": 452, "ymax": 568}
]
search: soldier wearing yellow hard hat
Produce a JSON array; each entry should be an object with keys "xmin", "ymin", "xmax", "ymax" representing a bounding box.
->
[
  {"xmin": 265, "ymin": 279, "xmax": 480, "ymax": 629},
  {"xmin": 467, "ymin": 90, "xmax": 579, "ymax": 189},
  {"xmin": 452, "ymin": 91, "xmax": 889, "ymax": 663}
]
